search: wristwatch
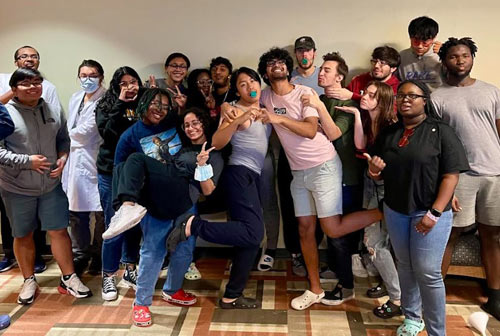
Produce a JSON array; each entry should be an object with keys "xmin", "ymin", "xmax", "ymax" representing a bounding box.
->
[{"xmin": 430, "ymin": 208, "xmax": 442, "ymax": 217}]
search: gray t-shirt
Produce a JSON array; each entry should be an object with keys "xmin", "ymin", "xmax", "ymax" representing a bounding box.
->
[
  {"xmin": 291, "ymin": 66, "xmax": 324, "ymax": 95},
  {"xmin": 229, "ymin": 120, "xmax": 271, "ymax": 174},
  {"xmin": 397, "ymin": 48, "xmax": 443, "ymax": 92},
  {"xmin": 431, "ymin": 80, "xmax": 500, "ymax": 176}
]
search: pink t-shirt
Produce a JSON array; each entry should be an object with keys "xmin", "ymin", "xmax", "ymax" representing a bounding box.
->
[{"xmin": 260, "ymin": 85, "xmax": 336, "ymax": 170}]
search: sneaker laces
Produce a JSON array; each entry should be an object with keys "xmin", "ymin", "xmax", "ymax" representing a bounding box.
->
[
  {"xmin": 126, "ymin": 268, "xmax": 137, "ymax": 284},
  {"xmin": 103, "ymin": 275, "xmax": 116, "ymax": 293}
]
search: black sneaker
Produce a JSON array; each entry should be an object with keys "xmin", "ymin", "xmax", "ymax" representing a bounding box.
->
[
  {"xmin": 122, "ymin": 267, "xmax": 137, "ymax": 290},
  {"xmin": 321, "ymin": 284, "xmax": 355, "ymax": 306},
  {"xmin": 34, "ymin": 257, "xmax": 47, "ymax": 274},
  {"xmin": 291, "ymin": 254, "xmax": 307, "ymax": 277}
]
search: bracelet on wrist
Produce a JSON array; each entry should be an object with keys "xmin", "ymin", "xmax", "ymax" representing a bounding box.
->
[{"xmin": 425, "ymin": 210, "xmax": 440, "ymax": 222}]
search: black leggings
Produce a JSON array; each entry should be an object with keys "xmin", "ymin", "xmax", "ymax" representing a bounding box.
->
[
  {"xmin": 191, "ymin": 165, "xmax": 264, "ymax": 298},
  {"xmin": 112, "ymin": 153, "xmax": 192, "ymax": 220}
]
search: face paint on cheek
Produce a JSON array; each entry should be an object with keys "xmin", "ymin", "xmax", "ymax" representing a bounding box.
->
[
  {"xmin": 301, "ymin": 58, "xmax": 308, "ymax": 65},
  {"xmin": 250, "ymin": 90, "xmax": 257, "ymax": 98}
]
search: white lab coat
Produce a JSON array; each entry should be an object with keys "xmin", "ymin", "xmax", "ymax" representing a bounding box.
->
[{"xmin": 62, "ymin": 86, "xmax": 105, "ymax": 212}]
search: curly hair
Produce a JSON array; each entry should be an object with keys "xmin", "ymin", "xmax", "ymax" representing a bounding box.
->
[
  {"xmin": 438, "ymin": 37, "xmax": 477, "ymax": 61},
  {"xmin": 179, "ymin": 107, "xmax": 213, "ymax": 146},
  {"xmin": 258, "ymin": 47, "xmax": 294, "ymax": 85}
]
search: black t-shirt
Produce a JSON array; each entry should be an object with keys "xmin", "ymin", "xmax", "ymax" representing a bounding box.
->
[{"xmin": 370, "ymin": 117, "xmax": 469, "ymax": 214}]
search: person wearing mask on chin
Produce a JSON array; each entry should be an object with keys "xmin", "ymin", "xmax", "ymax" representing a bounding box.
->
[{"xmin": 62, "ymin": 60, "xmax": 106, "ymax": 276}]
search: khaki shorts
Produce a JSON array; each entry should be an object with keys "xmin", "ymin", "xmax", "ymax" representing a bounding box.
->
[
  {"xmin": 290, "ymin": 156, "xmax": 343, "ymax": 218},
  {"xmin": 453, "ymin": 173, "xmax": 500, "ymax": 227}
]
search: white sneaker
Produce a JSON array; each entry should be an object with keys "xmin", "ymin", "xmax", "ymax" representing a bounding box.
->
[
  {"xmin": 59, "ymin": 273, "xmax": 92, "ymax": 298},
  {"xmin": 257, "ymin": 254, "xmax": 274, "ymax": 272},
  {"xmin": 102, "ymin": 204, "xmax": 147, "ymax": 240},
  {"xmin": 102, "ymin": 273, "xmax": 118, "ymax": 301},
  {"xmin": 352, "ymin": 254, "xmax": 368, "ymax": 278},
  {"xmin": 291, "ymin": 290, "xmax": 325, "ymax": 310},
  {"xmin": 17, "ymin": 276, "xmax": 38, "ymax": 305}
]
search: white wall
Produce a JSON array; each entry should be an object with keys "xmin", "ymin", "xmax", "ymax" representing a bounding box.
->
[{"xmin": 1, "ymin": 0, "xmax": 499, "ymax": 109}]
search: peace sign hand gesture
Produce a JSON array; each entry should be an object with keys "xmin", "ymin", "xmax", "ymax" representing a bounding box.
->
[{"xmin": 196, "ymin": 141, "xmax": 216, "ymax": 166}]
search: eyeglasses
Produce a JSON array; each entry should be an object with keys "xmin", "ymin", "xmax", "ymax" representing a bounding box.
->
[
  {"xmin": 149, "ymin": 101, "xmax": 171, "ymax": 113},
  {"xmin": 395, "ymin": 93, "xmax": 426, "ymax": 101},
  {"xmin": 17, "ymin": 80, "xmax": 43, "ymax": 88},
  {"xmin": 266, "ymin": 59, "xmax": 286, "ymax": 67},
  {"xmin": 182, "ymin": 120, "xmax": 202, "ymax": 130},
  {"xmin": 197, "ymin": 79, "xmax": 213, "ymax": 86},
  {"xmin": 168, "ymin": 64, "xmax": 188, "ymax": 70},
  {"xmin": 79, "ymin": 74, "xmax": 100, "ymax": 80},
  {"xmin": 16, "ymin": 54, "xmax": 39, "ymax": 61},
  {"xmin": 119, "ymin": 79, "xmax": 139, "ymax": 88},
  {"xmin": 370, "ymin": 59, "xmax": 389, "ymax": 66},
  {"xmin": 410, "ymin": 38, "xmax": 434, "ymax": 48},
  {"xmin": 398, "ymin": 128, "xmax": 415, "ymax": 148}
]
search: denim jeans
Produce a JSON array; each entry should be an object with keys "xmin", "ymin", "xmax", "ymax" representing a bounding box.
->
[
  {"xmin": 362, "ymin": 176, "xmax": 400, "ymax": 301},
  {"xmin": 135, "ymin": 212, "xmax": 195, "ymax": 306},
  {"xmin": 384, "ymin": 204, "xmax": 452, "ymax": 336},
  {"xmin": 98, "ymin": 173, "xmax": 141, "ymax": 273}
]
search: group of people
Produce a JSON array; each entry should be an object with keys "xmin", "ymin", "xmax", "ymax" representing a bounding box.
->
[{"xmin": 0, "ymin": 15, "xmax": 498, "ymax": 336}]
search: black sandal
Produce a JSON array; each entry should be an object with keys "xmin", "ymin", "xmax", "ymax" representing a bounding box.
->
[
  {"xmin": 219, "ymin": 296, "xmax": 261, "ymax": 309},
  {"xmin": 373, "ymin": 299, "xmax": 402, "ymax": 319},
  {"xmin": 166, "ymin": 211, "xmax": 194, "ymax": 253},
  {"xmin": 366, "ymin": 283, "xmax": 388, "ymax": 298}
]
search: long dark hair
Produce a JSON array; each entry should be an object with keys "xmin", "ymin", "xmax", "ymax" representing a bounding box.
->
[
  {"xmin": 96, "ymin": 66, "xmax": 143, "ymax": 113},
  {"xmin": 186, "ymin": 68, "xmax": 211, "ymax": 110},
  {"xmin": 362, "ymin": 81, "xmax": 395, "ymax": 146}
]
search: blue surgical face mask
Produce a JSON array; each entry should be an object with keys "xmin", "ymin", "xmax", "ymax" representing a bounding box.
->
[{"xmin": 80, "ymin": 77, "xmax": 100, "ymax": 93}]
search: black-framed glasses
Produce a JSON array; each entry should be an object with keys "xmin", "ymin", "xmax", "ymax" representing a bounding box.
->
[
  {"xmin": 168, "ymin": 64, "xmax": 188, "ymax": 70},
  {"xmin": 16, "ymin": 54, "xmax": 39, "ymax": 61},
  {"xmin": 395, "ymin": 93, "xmax": 426, "ymax": 101},
  {"xmin": 266, "ymin": 59, "xmax": 286, "ymax": 67},
  {"xmin": 197, "ymin": 79, "xmax": 213, "ymax": 86},
  {"xmin": 370, "ymin": 59, "xmax": 389, "ymax": 66}
]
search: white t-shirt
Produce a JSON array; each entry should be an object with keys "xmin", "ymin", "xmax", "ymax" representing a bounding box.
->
[
  {"xmin": 260, "ymin": 84, "xmax": 335, "ymax": 170},
  {"xmin": 0, "ymin": 72, "xmax": 62, "ymax": 108}
]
